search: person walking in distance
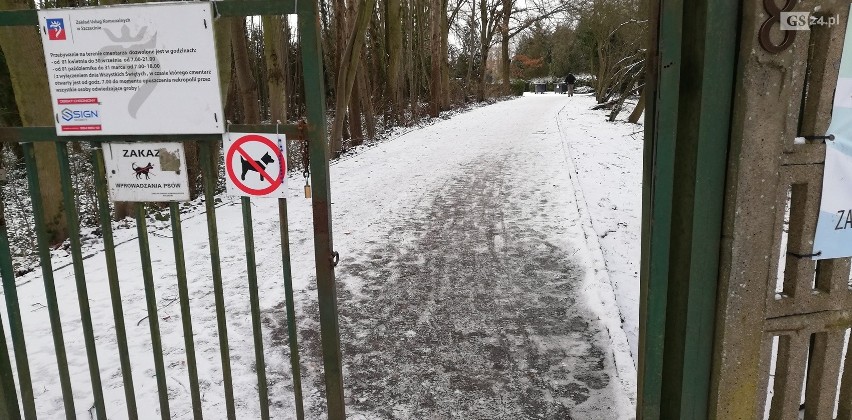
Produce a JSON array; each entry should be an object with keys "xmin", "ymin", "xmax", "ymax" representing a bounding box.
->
[{"xmin": 565, "ymin": 73, "xmax": 576, "ymax": 97}]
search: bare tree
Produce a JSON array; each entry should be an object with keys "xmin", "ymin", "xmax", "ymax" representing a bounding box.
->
[
  {"xmin": 330, "ymin": 0, "xmax": 378, "ymax": 154},
  {"xmin": 385, "ymin": 0, "xmax": 404, "ymax": 122},
  {"xmin": 232, "ymin": 18, "xmax": 261, "ymax": 124},
  {"xmin": 476, "ymin": 0, "xmax": 501, "ymax": 101},
  {"xmin": 263, "ymin": 16, "xmax": 288, "ymax": 123},
  {"xmin": 0, "ymin": 0, "xmax": 65, "ymax": 242},
  {"xmin": 429, "ymin": 0, "xmax": 445, "ymax": 116}
]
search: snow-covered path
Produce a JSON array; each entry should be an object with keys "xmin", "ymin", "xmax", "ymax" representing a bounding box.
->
[
  {"xmin": 299, "ymin": 94, "xmax": 636, "ymax": 418},
  {"xmin": 1, "ymin": 94, "xmax": 637, "ymax": 419}
]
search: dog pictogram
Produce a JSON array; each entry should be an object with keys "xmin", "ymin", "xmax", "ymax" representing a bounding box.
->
[
  {"xmin": 241, "ymin": 152, "xmax": 275, "ymax": 181},
  {"xmin": 132, "ymin": 162, "xmax": 154, "ymax": 179},
  {"xmin": 225, "ymin": 134, "xmax": 288, "ymax": 197}
]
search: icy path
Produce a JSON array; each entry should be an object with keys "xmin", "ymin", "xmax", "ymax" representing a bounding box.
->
[
  {"xmin": 0, "ymin": 94, "xmax": 636, "ymax": 419},
  {"xmin": 300, "ymin": 93, "xmax": 636, "ymax": 418}
]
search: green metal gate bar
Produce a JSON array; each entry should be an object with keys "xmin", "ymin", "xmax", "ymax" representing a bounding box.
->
[
  {"xmin": 56, "ymin": 142, "xmax": 108, "ymax": 420},
  {"xmin": 135, "ymin": 202, "xmax": 172, "ymax": 419},
  {"xmin": 639, "ymin": 0, "xmax": 680, "ymax": 412},
  {"xmin": 168, "ymin": 201, "xmax": 203, "ymax": 420},
  {"xmin": 22, "ymin": 143, "xmax": 76, "ymax": 419},
  {"xmin": 0, "ymin": 0, "xmax": 343, "ymax": 416},
  {"xmin": 279, "ymin": 197, "xmax": 306, "ymax": 419},
  {"xmin": 0, "ymin": 123, "xmax": 305, "ymax": 143},
  {"xmin": 0, "ymin": 307, "xmax": 20, "ymax": 419},
  {"xmin": 200, "ymin": 141, "xmax": 238, "ymax": 420},
  {"xmin": 0, "ymin": 180, "xmax": 35, "ymax": 419},
  {"xmin": 92, "ymin": 149, "xmax": 140, "ymax": 420},
  {"xmin": 297, "ymin": 1, "xmax": 346, "ymax": 416},
  {"xmin": 242, "ymin": 197, "xmax": 271, "ymax": 420}
]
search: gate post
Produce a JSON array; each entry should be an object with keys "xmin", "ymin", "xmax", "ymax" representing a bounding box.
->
[
  {"xmin": 645, "ymin": 0, "xmax": 852, "ymax": 418},
  {"xmin": 710, "ymin": 1, "xmax": 852, "ymax": 419},
  {"xmin": 298, "ymin": 2, "xmax": 347, "ymax": 418}
]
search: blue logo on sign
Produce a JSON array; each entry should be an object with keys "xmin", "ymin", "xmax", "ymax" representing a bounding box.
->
[{"xmin": 61, "ymin": 108, "xmax": 98, "ymax": 121}]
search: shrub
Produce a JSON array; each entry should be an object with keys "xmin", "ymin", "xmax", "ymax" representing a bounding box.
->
[{"xmin": 510, "ymin": 79, "xmax": 528, "ymax": 96}]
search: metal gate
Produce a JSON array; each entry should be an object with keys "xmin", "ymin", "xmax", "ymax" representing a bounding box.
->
[{"xmin": 0, "ymin": 1, "xmax": 346, "ymax": 419}]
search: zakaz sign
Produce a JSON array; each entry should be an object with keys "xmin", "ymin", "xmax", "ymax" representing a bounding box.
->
[{"xmin": 102, "ymin": 142, "xmax": 190, "ymax": 202}]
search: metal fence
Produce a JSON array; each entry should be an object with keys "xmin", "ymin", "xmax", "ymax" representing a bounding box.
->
[{"xmin": 0, "ymin": 1, "xmax": 345, "ymax": 419}]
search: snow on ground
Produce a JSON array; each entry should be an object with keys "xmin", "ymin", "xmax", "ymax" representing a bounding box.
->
[
  {"xmin": 553, "ymin": 95, "xmax": 643, "ymax": 363},
  {"xmin": 1, "ymin": 92, "xmax": 640, "ymax": 418}
]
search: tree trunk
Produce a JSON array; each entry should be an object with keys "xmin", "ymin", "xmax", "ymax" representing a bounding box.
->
[
  {"xmin": 500, "ymin": 0, "xmax": 511, "ymax": 94},
  {"xmin": 358, "ymin": 64, "xmax": 376, "ymax": 139},
  {"xmin": 464, "ymin": 6, "xmax": 475, "ymax": 98},
  {"xmin": 230, "ymin": 18, "xmax": 260, "ymax": 124},
  {"xmin": 608, "ymin": 98, "xmax": 625, "ymax": 122},
  {"xmin": 385, "ymin": 0, "xmax": 403, "ymax": 122},
  {"xmin": 478, "ymin": 42, "xmax": 490, "ymax": 101},
  {"xmin": 216, "ymin": 20, "xmax": 234, "ymax": 102},
  {"xmin": 209, "ymin": 18, "xmax": 233, "ymax": 183},
  {"xmin": 406, "ymin": 0, "xmax": 417, "ymax": 124},
  {"xmin": 440, "ymin": 0, "xmax": 450, "ymax": 109},
  {"xmin": 348, "ymin": 77, "xmax": 363, "ymax": 146},
  {"xmin": 330, "ymin": 0, "xmax": 378, "ymax": 155},
  {"xmin": 415, "ymin": 0, "xmax": 428, "ymax": 119},
  {"xmin": 429, "ymin": 0, "xmax": 442, "ymax": 117},
  {"xmin": 477, "ymin": 0, "xmax": 488, "ymax": 101},
  {"xmin": 0, "ymin": 0, "xmax": 65, "ymax": 242},
  {"xmin": 263, "ymin": 16, "xmax": 287, "ymax": 123},
  {"xmin": 333, "ymin": 0, "xmax": 348, "ymax": 91},
  {"xmin": 628, "ymin": 87, "xmax": 645, "ymax": 124},
  {"xmin": 595, "ymin": 42, "xmax": 608, "ymax": 103},
  {"xmin": 282, "ymin": 18, "xmax": 294, "ymax": 120},
  {"xmin": 329, "ymin": 0, "xmax": 349, "ymax": 152}
]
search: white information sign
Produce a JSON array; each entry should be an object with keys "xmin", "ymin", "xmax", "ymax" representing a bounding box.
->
[
  {"xmin": 224, "ymin": 133, "xmax": 289, "ymax": 198},
  {"xmin": 38, "ymin": 2, "xmax": 224, "ymax": 136},
  {"xmin": 103, "ymin": 142, "xmax": 189, "ymax": 202},
  {"xmin": 813, "ymin": 6, "xmax": 852, "ymax": 259}
]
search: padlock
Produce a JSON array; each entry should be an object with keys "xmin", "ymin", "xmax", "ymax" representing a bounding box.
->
[{"xmin": 304, "ymin": 184, "xmax": 312, "ymax": 198}]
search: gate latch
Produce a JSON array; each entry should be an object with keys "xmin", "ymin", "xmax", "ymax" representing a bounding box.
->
[{"xmin": 331, "ymin": 251, "xmax": 340, "ymax": 267}]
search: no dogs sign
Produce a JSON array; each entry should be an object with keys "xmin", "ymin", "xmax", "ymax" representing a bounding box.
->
[
  {"xmin": 102, "ymin": 142, "xmax": 190, "ymax": 202},
  {"xmin": 224, "ymin": 133, "xmax": 288, "ymax": 198}
]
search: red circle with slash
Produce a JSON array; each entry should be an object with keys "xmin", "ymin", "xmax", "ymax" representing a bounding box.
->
[{"xmin": 225, "ymin": 134, "xmax": 287, "ymax": 196}]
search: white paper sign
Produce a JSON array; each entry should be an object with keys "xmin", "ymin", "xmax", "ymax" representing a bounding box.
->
[
  {"xmin": 223, "ymin": 133, "xmax": 289, "ymax": 198},
  {"xmin": 38, "ymin": 2, "xmax": 224, "ymax": 136},
  {"xmin": 103, "ymin": 142, "xmax": 189, "ymax": 202},
  {"xmin": 813, "ymin": 5, "xmax": 852, "ymax": 259}
]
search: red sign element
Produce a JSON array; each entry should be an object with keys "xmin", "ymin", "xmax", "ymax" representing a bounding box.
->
[
  {"xmin": 61, "ymin": 125, "xmax": 102, "ymax": 131},
  {"xmin": 58, "ymin": 98, "xmax": 98, "ymax": 105},
  {"xmin": 225, "ymin": 134, "xmax": 286, "ymax": 196}
]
